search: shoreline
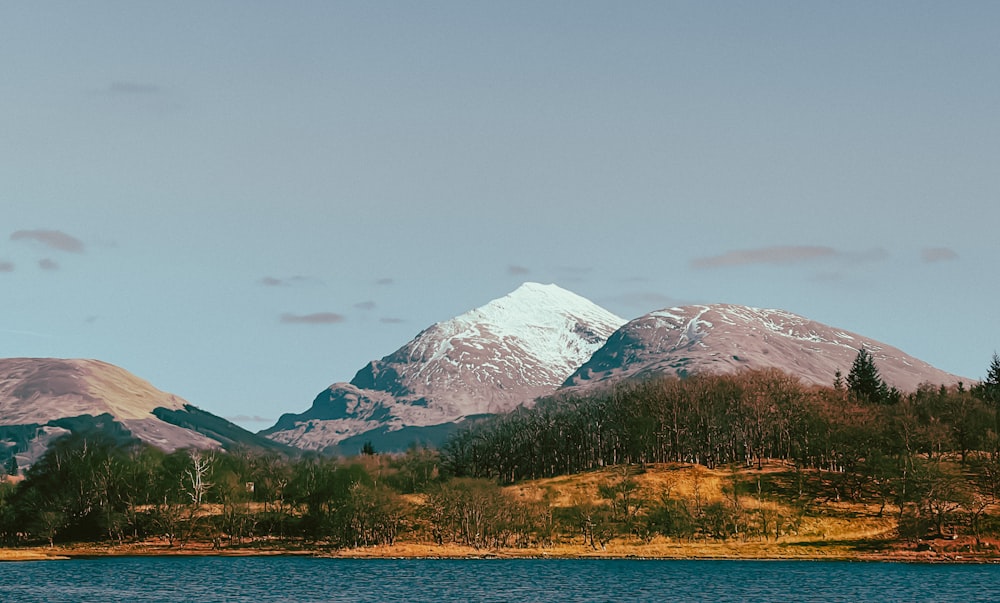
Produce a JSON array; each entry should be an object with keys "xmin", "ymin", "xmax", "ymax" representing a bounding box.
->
[{"xmin": 5, "ymin": 539, "xmax": 1000, "ymax": 564}]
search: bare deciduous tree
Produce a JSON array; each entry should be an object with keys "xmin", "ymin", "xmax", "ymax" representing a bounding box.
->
[{"xmin": 183, "ymin": 450, "xmax": 214, "ymax": 507}]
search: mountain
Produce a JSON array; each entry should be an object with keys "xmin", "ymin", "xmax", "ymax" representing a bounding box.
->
[
  {"xmin": 0, "ymin": 357, "xmax": 288, "ymax": 470},
  {"xmin": 563, "ymin": 304, "xmax": 966, "ymax": 392},
  {"xmin": 263, "ymin": 283, "xmax": 626, "ymax": 451}
]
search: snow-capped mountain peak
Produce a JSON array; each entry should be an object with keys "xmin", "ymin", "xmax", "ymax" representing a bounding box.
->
[
  {"xmin": 264, "ymin": 283, "xmax": 626, "ymax": 451},
  {"xmin": 396, "ymin": 282, "xmax": 625, "ymax": 396}
]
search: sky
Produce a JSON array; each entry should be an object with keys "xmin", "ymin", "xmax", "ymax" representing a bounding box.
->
[{"xmin": 2, "ymin": 2, "xmax": 998, "ymax": 429}]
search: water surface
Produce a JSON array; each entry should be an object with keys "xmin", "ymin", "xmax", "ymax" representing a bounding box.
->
[{"xmin": 2, "ymin": 557, "xmax": 999, "ymax": 602}]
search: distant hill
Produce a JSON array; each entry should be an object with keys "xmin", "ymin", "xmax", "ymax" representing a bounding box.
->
[
  {"xmin": 263, "ymin": 283, "xmax": 626, "ymax": 452},
  {"xmin": 0, "ymin": 358, "xmax": 289, "ymax": 470},
  {"xmin": 563, "ymin": 304, "xmax": 967, "ymax": 392}
]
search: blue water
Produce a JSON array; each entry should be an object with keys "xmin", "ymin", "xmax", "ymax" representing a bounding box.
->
[{"xmin": 1, "ymin": 557, "xmax": 999, "ymax": 602}]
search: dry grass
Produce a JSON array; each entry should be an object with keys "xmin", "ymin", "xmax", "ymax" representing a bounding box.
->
[
  {"xmin": 328, "ymin": 540, "xmax": 866, "ymax": 560},
  {"xmin": 500, "ymin": 462, "xmax": 914, "ymax": 556},
  {"xmin": 509, "ymin": 462, "xmax": 729, "ymax": 507},
  {"xmin": 342, "ymin": 462, "xmax": 986, "ymax": 561},
  {"xmin": 0, "ymin": 548, "xmax": 68, "ymax": 561}
]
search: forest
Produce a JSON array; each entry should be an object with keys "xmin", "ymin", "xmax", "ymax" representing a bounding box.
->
[{"xmin": 1, "ymin": 350, "xmax": 1000, "ymax": 553}]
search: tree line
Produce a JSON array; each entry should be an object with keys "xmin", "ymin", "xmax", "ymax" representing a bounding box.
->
[
  {"xmin": 433, "ymin": 351, "xmax": 1000, "ymax": 542},
  {"xmin": 1, "ymin": 350, "xmax": 999, "ymax": 549},
  {"xmin": 0, "ymin": 436, "xmax": 598, "ymax": 550},
  {"xmin": 443, "ymin": 351, "xmax": 1000, "ymax": 483},
  {"xmin": 0, "ymin": 436, "xmax": 444, "ymax": 548},
  {"xmin": 0, "ymin": 434, "xmax": 849, "ymax": 550}
]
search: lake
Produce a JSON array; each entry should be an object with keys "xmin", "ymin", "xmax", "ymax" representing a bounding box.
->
[{"xmin": 2, "ymin": 557, "xmax": 999, "ymax": 602}]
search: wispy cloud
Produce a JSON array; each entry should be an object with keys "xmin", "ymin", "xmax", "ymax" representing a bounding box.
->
[
  {"xmin": 380, "ymin": 317, "xmax": 405, "ymax": 324},
  {"xmin": 0, "ymin": 261, "xmax": 13, "ymax": 273},
  {"xmin": 691, "ymin": 245, "xmax": 892, "ymax": 270},
  {"xmin": 0, "ymin": 328, "xmax": 52, "ymax": 338},
  {"xmin": 280, "ymin": 312, "xmax": 346, "ymax": 324},
  {"xmin": 507, "ymin": 264, "xmax": 530, "ymax": 275},
  {"xmin": 38, "ymin": 258, "xmax": 59, "ymax": 271},
  {"xmin": 692, "ymin": 246, "xmax": 837, "ymax": 269},
  {"xmin": 105, "ymin": 81, "xmax": 162, "ymax": 95},
  {"xmin": 258, "ymin": 275, "xmax": 312, "ymax": 287},
  {"xmin": 375, "ymin": 278, "xmax": 394, "ymax": 286},
  {"xmin": 354, "ymin": 301, "xmax": 376, "ymax": 311},
  {"xmin": 10, "ymin": 229, "xmax": 85, "ymax": 253},
  {"xmin": 921, "ymin": 247, "xmax": 959, "ymax": 263}
]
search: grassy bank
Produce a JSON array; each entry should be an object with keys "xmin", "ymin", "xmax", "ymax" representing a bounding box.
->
[{"xmin": 5, "ymin": 539, "xmax": 998, "ymax": 563}]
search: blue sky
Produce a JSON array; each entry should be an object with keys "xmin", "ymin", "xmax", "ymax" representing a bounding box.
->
[{"xmin": 3, "ymin": 2, "xmax": 998, "ymax": 428}]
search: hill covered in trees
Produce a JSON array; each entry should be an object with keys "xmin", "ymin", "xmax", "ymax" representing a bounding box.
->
[
  {"xmin": 444, "ymin": 359, "xmax": 994, "ymax": 483},
  {"xmin": 2, "ymin": 352, "xmax": 1000, "ymax": 560}
]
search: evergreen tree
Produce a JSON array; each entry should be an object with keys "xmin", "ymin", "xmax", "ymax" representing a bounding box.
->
[
  {"xmin": 846, "ymin": 348, "xmax": 888, "ymax": 404},
  {"xmin": 3, "ymin": 456, "xmax": 16, "ymax": 477},
  {"xmin": 833, "ymin": 370, "xmax": 844, "ymax": 391},
  {"xmin": 973, "ymin": 352, "xmax": 1000, "ymax": 448},
  {"xmin": 982, "ymin": 352, "xmax": 1000, "ymax": 406}
]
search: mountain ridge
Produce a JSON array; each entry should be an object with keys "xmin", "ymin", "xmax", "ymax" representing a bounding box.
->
[
  {"xmin": 263, "ymin": 283, "xmax": 626, "ymax": 451},
  {"xmin": 563, "ymin": 303, "xmax": 966, "ymax": 392},
  {"xmin": 0, "ymin": 357, "xmax": 288, "ymax": 469}
]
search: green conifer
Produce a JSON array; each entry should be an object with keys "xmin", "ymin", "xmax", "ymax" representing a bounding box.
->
[
  {"xmin": 847, "ymin": 348, "xmax": 888, "ymax": 404},
  {"xmin": 983, "ymin": 352, "xmax": 1000, "ymax": 405}
]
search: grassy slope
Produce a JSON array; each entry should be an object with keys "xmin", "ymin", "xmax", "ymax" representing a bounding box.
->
[
  {"xmin": 5, "ymin": 462, "xmax": 999, "ymax": 562},
  {"xmin": 346, "ymin": 462, "xmax": 995, "ymax": 561},
  {"xmin": 499, "ymin": 462, "xmax": 900, "ymax": 559}
]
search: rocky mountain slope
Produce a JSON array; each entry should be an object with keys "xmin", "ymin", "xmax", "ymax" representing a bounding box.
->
[
  {"xmin": 263, "ymin": 283, "xmax": 626, "ymax": 451},
  {"xmin": 563, "ymin": 304, "xmax": 966, "ymax": 392},
  {"xmin": 0, "ymin": 357, "xmax": 287, "ymax": 470}
]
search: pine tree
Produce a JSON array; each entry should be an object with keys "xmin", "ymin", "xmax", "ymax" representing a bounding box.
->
[
  {"xmin": 983, "ymin": 352, "xmax": 1000, "ymax": 406},
  {"xmin": 3, "ymin": 455, "xmax": 15, "ymax": 477},
  {"xmin": 974, "ymin": 352, "xmax": 1000, "ymax": 447},
  {"xmin": 847, "ymin": 348, "xmax": 888, "ymax": 404}
]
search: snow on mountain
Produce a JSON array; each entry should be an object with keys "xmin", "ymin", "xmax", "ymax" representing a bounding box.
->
[
  {"xmin": 263, "ymin": 283, "xmax": 626, "ymax": 451},
  {"xmin": 563, "ymin": 304, "xmax": 966, "ymax": 392},
  {"xmin": 0, "ymin": 358, "xmax": 286, "ymax": 469}
]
